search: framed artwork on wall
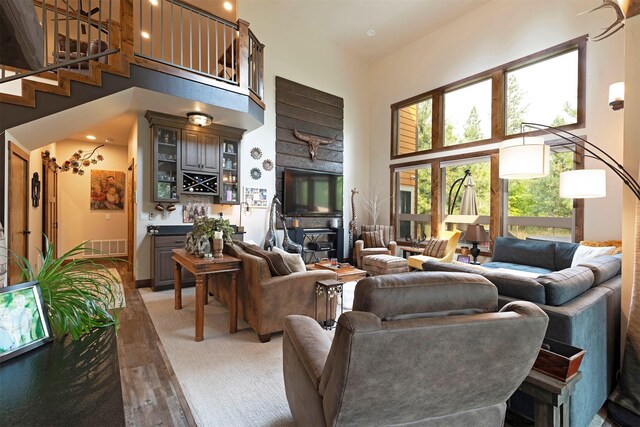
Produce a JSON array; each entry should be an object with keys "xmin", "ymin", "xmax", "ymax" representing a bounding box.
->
[
  {"xmin": 0, "ymin": 281, "xmax": 53, "ymax": 363},
  {"xmin": 90, "ymin": 170, "xmax": 125, "ymax": 211},
  {"xmin": 244, "ymin": 187, "xmax": 268, "ymax": 209}
]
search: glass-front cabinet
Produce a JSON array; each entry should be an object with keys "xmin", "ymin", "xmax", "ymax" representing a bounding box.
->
[
  {"xmin": 153, "ymin": 126, "xmax": 180, "ymax": 202},
  {"xmin": 220, "ymin": 139, "xmax": 240, "ymax": 204}
]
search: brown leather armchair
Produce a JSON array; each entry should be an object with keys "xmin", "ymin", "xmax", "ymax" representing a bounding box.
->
[
  {"xmin": 283, "ymin": 272, "xmax": 548, "ymax": 426},
  {"xmin": 353, "ymin": 225, "xmax": 397, "ymax": 268},
  {"xmin": 210, "ymin": 241, "xmax": 337, "ymax": 343}
]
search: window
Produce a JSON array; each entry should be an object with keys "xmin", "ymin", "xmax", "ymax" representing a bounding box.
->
[
  {"xmin": 506, "ymin": 50, "xmax": 579, "ymax": 135},
  {"xmin": 395, "ymin": 166, "xmax": 431, "ymax": 241},
  {"xmin": 396, "ymin": 98, "xmax": 432, "ymax": 155},
  {"xmin": 444, "ymin": 79, "xmax": 492, "ymax": 146},
  {"xmin": 504, "ymin": 149, "xmax": 574, "ymax": 241},
  {"xmin": 442, "ymin": 158, "xmax": 491, "ymax": 245}
]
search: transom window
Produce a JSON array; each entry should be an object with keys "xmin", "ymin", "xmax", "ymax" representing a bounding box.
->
[{"xmin": 444, "ymin": 79, "xmax": 492, "ymax": 146}]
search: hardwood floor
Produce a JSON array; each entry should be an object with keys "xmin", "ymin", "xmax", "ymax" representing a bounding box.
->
[{"xmin": 114, "ymin": 263, "xmax": 195, "ymax": 427}]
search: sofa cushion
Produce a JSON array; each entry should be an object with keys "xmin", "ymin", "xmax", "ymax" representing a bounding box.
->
[
  {"xmin": 239, "ymin": 243, "xmax": 292, "ymax": 276},
  {"xmin": 482, "ymin": 270, "xmax": 546, "ymax": 304},
  {"xmin": 577, "ymin": 255, "xmax": 621, "ymax": 286},
  {"xmin": 422, "ymin": 238, "xmax": 448, "ymax": 257},
  {"xmin": 482, "ymin": 262, "xmax": 553, "ymax": 275},
  {"xmin": 362, "ymin": 231, "xmax": 385, "ymax": 248},
  {"xmin": 272, "ymin": 247, "xmax": 306, "ymax": 273},
  {"xmin": 571, "ymin": 245, "xmax": 616, "ymax": 267},
  {"xmin": 553, "ymin": 242, "xmax": 580, "ymax": 270},
  {"xmin": 492, "ymin": 237, "xmax": 556, "ymax": 271},
  {"xmin": 536, "ymin": 266, "xmax": 595, "ymax": 306}
]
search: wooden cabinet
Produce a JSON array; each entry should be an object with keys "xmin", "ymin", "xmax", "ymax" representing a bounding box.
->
[
  {"xmin": 151, "ymin": 126, "xmax": 180, "ymax": 202},
  {"xmin": 152, "ymin": 235, "xmax": 195, "ymax": 291},
  {"xmin": 288, "ymin": 227, "xmax": 344, "ymax": 264},
  {"xmin": 181, "ymin": 130, "xmax": 219, "ymax": 173},
  {"xmin": 219, "ymin": 139, "xmax": 240, "ymax": 204}
]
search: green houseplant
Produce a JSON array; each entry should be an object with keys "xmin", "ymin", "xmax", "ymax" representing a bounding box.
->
[
  {"xmin": 192, "ymin": 216, "xmax": 235, "ymax": 243},
  {"xmin": 12, "ymin": 238, "xmax": 121, "ymax": 340}
]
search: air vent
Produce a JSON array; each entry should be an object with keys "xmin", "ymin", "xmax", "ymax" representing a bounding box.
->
[{"xmin": 83, "ymin": 240, "xmax": 127, "ymax": 257}]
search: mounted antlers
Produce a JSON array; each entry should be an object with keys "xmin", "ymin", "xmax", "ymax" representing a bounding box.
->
[
  {"xmin": 579, "ymin": 0, "xmax": 626, "ymax": 41},
  {"xmin": 292, "ymin": 128, "xmax": 337, "ymax": 161}
]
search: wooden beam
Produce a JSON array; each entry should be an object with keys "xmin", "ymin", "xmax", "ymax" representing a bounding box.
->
[
  {"xmin": 491, "ymin": 70, "xmax": 505, "ymax": 140},
  {"xmin": 432, "ymin": 92, "xmax": 443, "ymax": 151},
  {"xmin": 620, "ymin": 0, "xmax": 640, "ymax": 18},
  {"xmin": 237, "ymin": 19, "xmax": 249, "ymax": 91},
  {"xmin": 120, "ymin": 0, "xmax": 134, "ymax": 56}
]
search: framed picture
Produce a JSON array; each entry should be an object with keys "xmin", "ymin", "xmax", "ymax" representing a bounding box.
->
[
  {"xmin": 244, "ymin": 187, "xmax": 268, "ymax": 209},
  {"xmin": 0, "ymin": 281, "xmax": 53, "ymax": 363},
  {"xmin": 457, "ymin": 255, "xmax": 471, "ymax": 264},
  {"xmin": 90, "ymin": 170, "xmax": 126, "ymax": 211}
]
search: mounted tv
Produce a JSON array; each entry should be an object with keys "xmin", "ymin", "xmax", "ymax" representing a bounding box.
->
[{"xmin": 283, "ymin": 168, "xmax": 343, "ymax": 217}]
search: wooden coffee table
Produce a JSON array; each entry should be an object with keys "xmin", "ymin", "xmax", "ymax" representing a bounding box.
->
[{"xmin": 309, "ymin": 262, "xmax": 367, "ymax": 283}]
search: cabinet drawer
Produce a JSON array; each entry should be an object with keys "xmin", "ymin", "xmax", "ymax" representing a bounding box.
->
[{"xmin": 154, "ymin": 235, "xmax": 186, "ymax": 248}]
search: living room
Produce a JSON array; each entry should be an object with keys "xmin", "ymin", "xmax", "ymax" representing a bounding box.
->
[{"xmin": 1, "ymin": 0, "xmax": 639, "ymax": 426}]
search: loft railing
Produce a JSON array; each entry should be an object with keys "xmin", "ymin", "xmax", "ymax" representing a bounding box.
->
[
  {"xmin": 0, "ymin": 0, "xmax": 118, "ymax": 84},
  {"xmin": 133, "ymin": 0, "xmax": 264, "ymax": 99}
]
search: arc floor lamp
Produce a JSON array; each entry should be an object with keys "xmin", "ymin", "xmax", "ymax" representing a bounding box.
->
[{"xmin": 499, "ymin": 122, "xmax": 640, "ymax": 425}]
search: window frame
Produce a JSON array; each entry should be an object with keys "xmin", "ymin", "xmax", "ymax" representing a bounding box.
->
[{"xmin": 390, "ymin": 36, "xmax": 586, "ymax": 160}]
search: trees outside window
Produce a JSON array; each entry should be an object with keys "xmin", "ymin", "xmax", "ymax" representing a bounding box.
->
[
  {"xmin": 395, "ymin": 167, "xmax": 431, "ymax": 242},
  {"xmin": 444, "ymin": 79, "xmax": 492, "ymax": 146}
]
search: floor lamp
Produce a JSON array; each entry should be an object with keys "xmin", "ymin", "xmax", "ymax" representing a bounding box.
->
[{"xmin": 499, "ymin": 122, "xmax": 640, "ymax": 425}]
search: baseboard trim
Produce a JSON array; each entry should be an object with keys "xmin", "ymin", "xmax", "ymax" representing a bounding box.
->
[{"xmin": 136, "ymin": 279, "xmax": 151, "ymax": 288}]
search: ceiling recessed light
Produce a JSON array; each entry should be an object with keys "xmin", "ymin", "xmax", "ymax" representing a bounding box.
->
[
  {"xmin": 86, "ymin": 135, "xmax": 96, "ymax": 140},
  {"xmin": 223, "ymin": 1, "xmax": 233, "ymax": 11},
  {"xmin": 149, "ymin": 0, "xmax": 158, "ymax": 5},
  {"xmin": 105, "ymin": 138, "xmax": 114, "ymax": 143},
  {"xmin": 366, "ymin": 29, "xmax": 376, "ymax": 37},
  {"xmin": 141, "ymin": 31, "xmax": 150, "ymax": 39}
]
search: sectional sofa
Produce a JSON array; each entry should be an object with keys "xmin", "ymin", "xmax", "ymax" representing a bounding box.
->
[{"xmin": 421, "ymin": 237, "xmax": 621, "ymax": 427}]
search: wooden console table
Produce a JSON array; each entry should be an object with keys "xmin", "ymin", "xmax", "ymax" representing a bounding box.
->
[
  {"xmin": 514, "ymin": 369, "xmax": 582, "ymax": 427},
  {"xmin": 172, "ymin": 249, "xmax": 241, "ymax": 342}
]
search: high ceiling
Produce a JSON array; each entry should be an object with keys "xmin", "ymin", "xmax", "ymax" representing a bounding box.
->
[{"xmin": 269, "ymin": 0, "xmax": 490, "ymax": 62}]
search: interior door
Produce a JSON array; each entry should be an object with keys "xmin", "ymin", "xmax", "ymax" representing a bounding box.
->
[
  {"xmin": 8, "ymin": 142, "xmax": 30, "ymax": 285},
  {"xmin": 42, "ymin": 155, "xmax": 58, "ymax": 258},
  {"xmin": 127, "ymin": 159, "xmax": 136, "ymax": 277}
]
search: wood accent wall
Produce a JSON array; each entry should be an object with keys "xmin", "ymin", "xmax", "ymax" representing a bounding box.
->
[{"xmin": 275, "ymin": 77, "xmax": 344, "ymax": 229}]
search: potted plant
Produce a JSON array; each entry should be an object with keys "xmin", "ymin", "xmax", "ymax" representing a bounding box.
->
[
  {"xmin": 192, "ymin": 216, "xmax": 235, "ymax": 243},
  {"xmin": 12, "ymin": 238, "xmax": 121, "ymax": 340}
]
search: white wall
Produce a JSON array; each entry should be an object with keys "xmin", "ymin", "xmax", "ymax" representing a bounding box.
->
[{"xmin": 368, "ymin": 0, "xmax": 625, "ymax": 240}]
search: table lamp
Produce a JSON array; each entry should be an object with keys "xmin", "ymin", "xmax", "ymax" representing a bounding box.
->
[{"xmin": 462, "ymin": 224, "xmax": 487, "ymax": 265}]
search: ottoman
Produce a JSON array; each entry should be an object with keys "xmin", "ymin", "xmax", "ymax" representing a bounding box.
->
[{"xmin": 362, "ymin": 254, "xmax": 409, "ymax": 276}]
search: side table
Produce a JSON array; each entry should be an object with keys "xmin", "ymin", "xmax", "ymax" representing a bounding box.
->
[
  {"xmin": 315, "ymin": 279, "xmax": 343, "ymax": 330},
  {"xmin": 398, "ymin": 246, "xmax": 423, "ymax": 259},
  {"xmin": 513, "ymin": 369, "xmax": 582, "ymax": 427}
]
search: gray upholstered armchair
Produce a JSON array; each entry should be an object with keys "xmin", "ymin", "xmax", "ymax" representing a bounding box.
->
[
  {"xmin": 353, "ymin": 225, "xmax": 397, "ymax": 268},
  {"xmin": 283, "ymin": 272, "xmax": 549, "ymax": 426}
]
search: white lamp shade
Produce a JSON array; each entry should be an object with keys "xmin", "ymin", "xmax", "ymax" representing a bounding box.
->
[
  {"xmin": 559, "ymin": 169, "xmax": 606, "ymax": 198},
  {"xmin": 609, "ymin": 82, "xmax": 624, "ymax": 103},
  {"xmin": 499, "ymin": 137, "xmax": 550, "ymax": 179}
]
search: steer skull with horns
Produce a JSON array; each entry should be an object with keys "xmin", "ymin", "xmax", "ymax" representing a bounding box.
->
[{"xmin": 293, "ymin": 128, "xmax": 337, "ymax": 161}]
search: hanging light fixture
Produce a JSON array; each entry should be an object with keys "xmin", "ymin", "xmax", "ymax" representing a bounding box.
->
[
  {"xmin": 559, "ymin": 169, "xmax": 607, "ymax": 199},
  {"xmin": 499, "ymin": 136, "xmax": 550, "ymax": 179},
  {"xmin": 187, "ymin": 112, "xmax": 213, "ymax": 127}
]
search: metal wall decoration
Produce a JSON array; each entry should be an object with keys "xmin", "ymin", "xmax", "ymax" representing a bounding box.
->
[
  {"xmin": 31, "ymin": 172, "xmax": 40, "ymax": 208},
  {"xmin": 42, "ymin": 145, "xmax": 105, "ymax": 175},
  {"xmin": 262, "ymin": 159, "xmax": 273, "ymax": 171},
  {"xmin": 250, "ymin": 147, "xmax": 262, "ymax": 160},
  {"xmin": 250, "ymin": 168, "xmax": 262, "ymax": 180},
  {"xmin": 293, "ymin": 128, "xmax": 338, "ymax": 161}
]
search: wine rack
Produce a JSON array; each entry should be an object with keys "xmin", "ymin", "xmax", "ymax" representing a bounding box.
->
[{"xmin": 182, "ymin": 172, "xmax": 218, "ymax": 195}]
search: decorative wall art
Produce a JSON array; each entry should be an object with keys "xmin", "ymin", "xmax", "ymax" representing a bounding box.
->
[
  {"xmin": 90, "ymin": 170, "xmax": 125, "ymax": 210},
  {"xmin": 250, "ymin": 147, "xmax": 263, "ymax": 160},
  {"xmin": 250, "ymin": 168, "xmax": 262, "ymax": 180},
  {"xmin": 262, "ymin": 159, "xmax": 274, "ymax": 171},
  {"xmin": 182, "ymin": 195, "xmax": 210, "ymax": 223},
  {"xmin": 0, "ymin": 281, "xmax": 53, "ymax": 363},
  {"xmin": 244, "ymin": 187, "xmax": 268, "ymax": 208},
  {"xmin": 31, "ymin": 173, "xmax": 40, "ymax": 208}
]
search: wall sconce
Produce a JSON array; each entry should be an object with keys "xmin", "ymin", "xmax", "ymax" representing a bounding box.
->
[
  {"xmin": 608, "ymin": 82, "xmax": 624, "ymax": 111},
  {"xmin": 187, "ymin": 112, "xmax": 213, "ymax": 127}
]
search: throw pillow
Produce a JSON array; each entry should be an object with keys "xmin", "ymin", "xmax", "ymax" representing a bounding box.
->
[
  {"xmin": 570, "ymin": 245, "xmax": 616, "ymax": 268},
  {"xmin": 422, "ymin": 238, "xmax": 448, "ymax": 258},
  {"xmin": 241, "ymin": 243, "xmax": 292, "ymax": 276},
  {"xmin": 272, "ymin": 247, "xmax": 306, "ymax": 273},
  {"xmin": 580, "ymin": 240, "xmax": 622, "ymax": 255},
  {"xmin": 362, "ymin": 231, "xmax": 385, "ymax": 248},
  {"xmin": 537, "ymin": 266, "xmax": 595, "ymax": 306}
]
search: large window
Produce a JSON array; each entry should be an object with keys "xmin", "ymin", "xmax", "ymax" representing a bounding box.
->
[
  {"xmin": 504, "ymin": 149, "xmax": 574, "ymax": 241},
  {"xmin": 395, "ymin": 166, "xmax": 431, "ymax": 241},
  {"xmin": 444, "ymin": 79, "xmax": 492, "ymax": 146},
  {"xmin": 396, "ymin": 98, "xmax": 432, "ymax": 155},
  {"xmin": 506, "ymin": 50, "xmax": 579, "ymax": 134}
]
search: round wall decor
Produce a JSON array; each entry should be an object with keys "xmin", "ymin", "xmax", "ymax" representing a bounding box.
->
[
  {"xmin": 262, "ymin": 159, "xmax": 274, "ymax": 171},
  {"xmin": 250, "ymin": 147, "xmax": 262, "ymax": 160},
  {"xmin": 250, "ymin": 167, "xmax": 262, "ymax": 180}
]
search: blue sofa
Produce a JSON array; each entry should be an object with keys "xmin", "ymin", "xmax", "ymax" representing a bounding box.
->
[{"xmin": 422, "ymin": 237, "xmax": 621, "ymax": 427}]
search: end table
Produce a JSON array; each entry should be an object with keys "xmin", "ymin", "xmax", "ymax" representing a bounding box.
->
[{"xmin": 315, "ymin": 279, "xmax": 343, "ymax": 330}]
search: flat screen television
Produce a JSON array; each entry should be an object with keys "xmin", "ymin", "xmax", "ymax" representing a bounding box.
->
[{"xmin": 283, "ymin": 168, "xmax": 343, "ymax": 216}]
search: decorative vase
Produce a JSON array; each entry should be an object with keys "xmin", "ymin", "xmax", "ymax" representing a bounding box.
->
[{"xmin": 213, "ymin": 238, "xmax": 224, "ymax": 258}]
